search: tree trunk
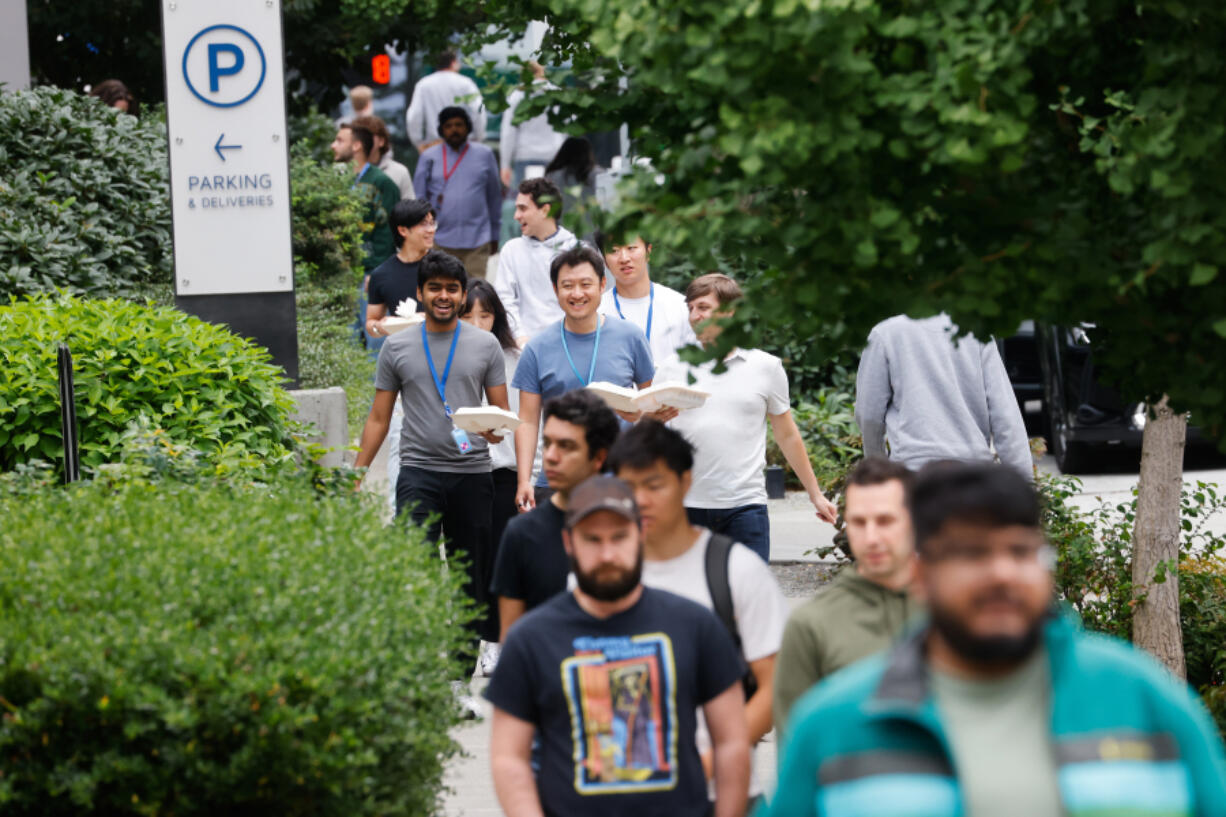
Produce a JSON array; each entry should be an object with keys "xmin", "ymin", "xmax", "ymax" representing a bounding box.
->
[{"xmin": 1130, "ymin": 396, "xmax": 1187, "ymax": 679}]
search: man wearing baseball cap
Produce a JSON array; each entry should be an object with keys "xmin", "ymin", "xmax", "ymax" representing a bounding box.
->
[{"xmin": 486, "ymin": 475, "xmax": 752, "ymax": 817}]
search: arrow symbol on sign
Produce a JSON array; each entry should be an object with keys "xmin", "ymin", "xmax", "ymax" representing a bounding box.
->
[{"xmin": 214, "ymin": 133, "xmax": 242, "ymax": 161}]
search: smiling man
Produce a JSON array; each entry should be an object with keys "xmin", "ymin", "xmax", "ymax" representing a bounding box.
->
[
  {"xmin": 512, "ymin": 244, "xmax": 655, "ymax": 511},
  {"xmin": 494, "ymin": 177, "xmax": 578, "ymax": 344},
  {"xmin": 769, "ymin": 461, "xmax": 1226, "ymax": 817},
  {"xmin": 355, "ymin": 251, "xmax": 510, "ymax": 712},
  {"xmin": 596, "ymin": 233, "xmax": 697, "ymax": 362},
  {"xmin": 772, "ymin": 457, "xmax": 919, "ymax": 727}
]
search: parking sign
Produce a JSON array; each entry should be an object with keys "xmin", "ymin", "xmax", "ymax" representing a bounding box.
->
[{"xmin": 162, "ymin": 0, "xmax": 292, "ymax": 296}]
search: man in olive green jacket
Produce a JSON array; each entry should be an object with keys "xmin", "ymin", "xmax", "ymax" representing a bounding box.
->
[{"xmin": 773, "ymin": 458, "xmax": 920, "ymax": 728}]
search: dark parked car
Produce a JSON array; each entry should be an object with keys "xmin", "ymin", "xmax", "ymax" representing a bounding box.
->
[{"xmin": 1000, "ymin": 321, "xmax": 1209, "ymax": 473}]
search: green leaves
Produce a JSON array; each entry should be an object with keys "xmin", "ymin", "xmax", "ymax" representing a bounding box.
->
[{"xmin": 0, "ymin": 480, "xmax": 469, "ymax": 815}]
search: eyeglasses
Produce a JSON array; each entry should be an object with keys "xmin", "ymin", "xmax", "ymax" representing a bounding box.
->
[{"xmin": 926, "ymin": 542, "xmax": 1055, "ymax": 570}]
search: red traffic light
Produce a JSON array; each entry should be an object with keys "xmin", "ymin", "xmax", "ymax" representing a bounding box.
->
[{"xmin": 371, "ymin": 54, "xmax": 390, "ymax": 85}]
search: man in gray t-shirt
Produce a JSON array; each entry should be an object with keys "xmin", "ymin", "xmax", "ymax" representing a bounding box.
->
[{"xmin": 356, "ymin": 251, "xmax": 510, "ymax": 650}]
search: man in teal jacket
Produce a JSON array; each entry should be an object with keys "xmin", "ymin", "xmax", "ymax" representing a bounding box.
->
[{"xmin": 768, "ymin": 461, "xmax": 1226, "ymax": 817}]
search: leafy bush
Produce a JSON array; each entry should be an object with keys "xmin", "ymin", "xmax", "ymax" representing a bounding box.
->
[
  {"xmin": 290, "ymin": 156, "xmax": 367, "ymax": 285},
  {"xmin": 0, "ymin": 479, "xmax": 469, "ymax": 815},
  {"xmin": 0, "ymin": 87, "xmax": 172, "ymax": 298},
  {"xmin": 297, "ymin": 285, "xmax": 376, "ymax": 438},
  {"xmin": 1041, "ymin": 474, "xmax": 1226, "ymax": 734},
  {"xmin": 0, "ymin": 293, "xmax": 298, "ymax": 477},
  {"xmin": 288, "ymin": 109, "xmax": 342, "ymax": 166}
]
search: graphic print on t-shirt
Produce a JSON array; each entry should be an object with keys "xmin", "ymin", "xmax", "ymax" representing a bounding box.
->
[{"xmin": 562, "ymin": 633, "xmax": 678, "ymax": 795}]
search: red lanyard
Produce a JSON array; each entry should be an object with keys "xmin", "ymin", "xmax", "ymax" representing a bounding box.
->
[{"xmin": 442, "ymin": 144, "xmax": 469, "ymax": 181}]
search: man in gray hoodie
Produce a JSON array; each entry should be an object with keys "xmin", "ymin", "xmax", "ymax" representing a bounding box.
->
[{"xmin": 854, "ymin": 313, "xmax": 1032, "ymax": 478}]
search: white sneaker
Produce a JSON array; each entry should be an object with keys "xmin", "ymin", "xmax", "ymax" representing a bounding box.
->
[
  {"xmin": 478, "ymin": 642, "xmax": 501, "ymax": 677},
  {"xmin": 451, "ymin": 680, "xmax": 484, "ymax": 721}
]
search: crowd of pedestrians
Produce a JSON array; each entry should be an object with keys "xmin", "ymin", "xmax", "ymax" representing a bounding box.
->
[{"xmin": 337, "ymin": 51, "xmax": 1226, "ymax": 817}]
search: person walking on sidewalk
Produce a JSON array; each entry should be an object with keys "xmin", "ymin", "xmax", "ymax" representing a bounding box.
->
[
  {"xmin": 656, "ymin": 273, "xmax": 837, "ymax": 562},
  {"xmin": 597, "ymin": 233, "xmax": 696, "ymax": 363},
  {"xmin": 487, "ymin": 475, "xmax": 751, "ymax": 817},
  {"xmin": 512, "ymin": 244, "xmax": 655, "ymax": 511},
  {"xmin": 772, "ymin": 457, "xmax": 918, "ymax": 728},
  {"xmin": 354, "ymin": 251, "xmax": 510, "ymax": 711},
  {"xmin": 495, "ymin": 177, "xmax": 577, "ymax": 344},
  {"xmin": 768, "ymin": 461, "xmax": 1226, "ymax": 817},
  {"xmin": 490, "ymin": 389, "xmax": 620, "ymax": 642},
  {"xmin": 405, "ymin": 50, "xmax": 486, "ymax": 152},
  {"xmin": 413, "ymin": 106, "xmax": 501, "ymax": 281},
  {"xmin": 854, "ymin": 313, "xmax": 1033, "ymax": 478},
  {"xmin": 609, "ymin": 420, "xmax": 789, "ymax": 816}
]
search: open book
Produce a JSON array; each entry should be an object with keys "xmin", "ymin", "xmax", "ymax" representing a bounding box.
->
[
  {"xmin": 585, "ymin": 381, "xmax": 710, "ymax": 414},
  {"xmin": 380, "ymin": 313, "xmax": 426, "ymax": 334},
  {"xmin": 452, "ymin": 406, "xmax": 522, "ymax": 435}
]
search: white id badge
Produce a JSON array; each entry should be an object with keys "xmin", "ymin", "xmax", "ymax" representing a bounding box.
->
[{"xmin": 451, "ymin": 427, "xmax": 472, "ymax": 454}]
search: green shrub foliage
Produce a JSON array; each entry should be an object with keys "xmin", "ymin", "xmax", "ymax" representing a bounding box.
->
[
  {"xmin": 297, "ymin": 285, "xmax": 376, "ymax": 437},
  {"xmin": 0, "ymin": 293, "xmax": 297, "ymax": 475},
  {"xmin": 0, "ymin": 480, "xmax": 468, "ymax": 815},
  {"xmin": 0, "ymin": 87, "xmax": 172, "ymax": 298},
  {"xmin": 290, "ymin": 155, "xmax": 367, "ymax": 285}
]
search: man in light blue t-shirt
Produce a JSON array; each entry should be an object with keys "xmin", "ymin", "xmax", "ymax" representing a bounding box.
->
[{"xmin": 513, "ymin": 244, "xmax": 655, "ymax": 511}]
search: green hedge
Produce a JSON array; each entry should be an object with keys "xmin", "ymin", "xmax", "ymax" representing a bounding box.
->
[
  {"xmin": 0, "ymin": 293, "xmax": 297, "ymax": 476},
  {"xmin": 0, "ymin": 87, "xmax": 172, "ymax": 298},
  {"xmin": 0, "ymin": 480, "xmax": 468, "ymax": 815}
]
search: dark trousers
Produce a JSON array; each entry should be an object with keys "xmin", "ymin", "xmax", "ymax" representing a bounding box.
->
[
  {"xmin": 487, "ymin": 467, "xmax": 519, "ymax": 641},
  {"xmin": 396, "ymin": 467, "xmax": 496, "ymax": 649},
  {"xmin": 686, "ymin": 504, "xmax": 771, "ymax": 562}
]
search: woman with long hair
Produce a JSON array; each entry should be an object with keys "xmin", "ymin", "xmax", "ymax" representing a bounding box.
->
[
  {"xmin": 545, "ymin": 137, "xmax": 601, "ymax": 240},
  {"xmin": 460, "ymin": 280, "xmax": 521, "ymax": 675}
]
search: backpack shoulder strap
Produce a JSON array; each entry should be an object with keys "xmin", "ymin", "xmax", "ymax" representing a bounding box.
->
[{"xmin": 704, "ymin": 532, "xmax": 742, "ymax": 650}]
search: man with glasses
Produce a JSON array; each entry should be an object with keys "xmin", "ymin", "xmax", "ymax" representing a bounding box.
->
[{"xmin": 769, "ymin": 461, "xmax": 1226, "ymax": 816}]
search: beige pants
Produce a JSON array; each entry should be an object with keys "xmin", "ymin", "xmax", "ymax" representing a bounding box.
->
[{"xmin": 436, "ymin": 244, "xmax": 490, "ymax": 281}]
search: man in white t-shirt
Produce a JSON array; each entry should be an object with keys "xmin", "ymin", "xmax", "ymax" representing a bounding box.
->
[
  {"xmin": 656, "ymin": 273, "xmax": 837, "ymax": 562},
  {"xmin": 494, "ymin": 177, "xmax": 577, "ymax": 344},
  {"xmin": 596, "ymin": 233, "xmax": 697, "ymax": 362},
  {"xmin": 608, "ymin": 419, "xmax": 788, "ymax": 813},
  {"xmin": 405, "ymin": 50, "xmax": 487, "ymax": 152}
]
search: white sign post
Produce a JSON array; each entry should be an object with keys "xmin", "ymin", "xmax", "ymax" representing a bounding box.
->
[{"xmin": 161, "ymin": 0, "xmax": 298, "ymax": 379}]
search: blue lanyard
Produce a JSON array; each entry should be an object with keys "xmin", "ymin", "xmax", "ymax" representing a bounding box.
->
[
  {"xmin": 560, "ymin": 318, "xmax": 602, "ymax": 386},
  {"xmin": 613, "ymin": 284, "xmax": 654, "ymax": 340},
  {"xmin": 422, "ymin": 322, "xmax": 461, "ymax": 417},
  {"xmin": 352, "ymin": 162, "xmax": 370, "ymax": 187}
]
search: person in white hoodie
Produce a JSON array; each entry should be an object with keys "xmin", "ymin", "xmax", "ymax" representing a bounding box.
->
[
  {"xmin": 499, "ymin": 61, "xmax": 566, "ymax": 189},
  {"xmin": 494, "ymin": 177, "xmax": 578, "ymax": 345}
]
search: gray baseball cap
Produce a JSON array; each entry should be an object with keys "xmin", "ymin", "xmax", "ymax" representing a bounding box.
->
[{"xmin": 564, "ymin": 475, "xmax": 640, "ymax": 529}]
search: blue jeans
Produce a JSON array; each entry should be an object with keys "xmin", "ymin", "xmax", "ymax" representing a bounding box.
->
[{"xmin": 686, "ymin": 504, "xmax": 771, "ymax": 563}]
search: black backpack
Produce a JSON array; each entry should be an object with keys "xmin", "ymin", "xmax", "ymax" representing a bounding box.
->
[{"xmin": 703, "ymin": 533, "xmax": 759, "ymax": 699}]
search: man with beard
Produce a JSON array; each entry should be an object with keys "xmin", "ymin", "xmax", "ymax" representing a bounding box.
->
[
  {"xmin": 767, "ymin": 461, "xmax": 1226, "ymax": 817},
  {"xmin": 413, "ymin": 106, "xmax": 501, "ymax": 280},
  {"xmin": 354, "ymin": 250, "xmax": 509, "ymax": 715},
  {"xmin": 486, "ymin": 475, "xmax": 751, "ymax": 817},
  {"xmin": 772, "ymin": 457, "xmax": 919, "ymax": 726}
]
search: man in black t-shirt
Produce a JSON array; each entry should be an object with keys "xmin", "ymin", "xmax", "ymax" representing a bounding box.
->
[
  {"xmin": 486, "ymin": 476, "xmax": 750, "ymax": 817},
  {"xmin": 366, "ymin": 198, "xmax": 437, "ymax": 347},
  {"xmin": 490, "ymin": 389, "xmax": 620, "ymax": 642}
]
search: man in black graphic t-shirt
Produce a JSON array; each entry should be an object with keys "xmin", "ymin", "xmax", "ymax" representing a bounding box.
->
[{"xmin": 486, "ymin": 476, "xmax": 749, "ymax": 817}]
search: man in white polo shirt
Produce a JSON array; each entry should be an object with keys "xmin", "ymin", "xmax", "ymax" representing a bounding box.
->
[
  {"xmin": 656, "ymin": 273, "xmax": 837, "ymax": 562},
  {"xmin": 596, "ymin": 232, "xmax": 697, "ymax": 362}
]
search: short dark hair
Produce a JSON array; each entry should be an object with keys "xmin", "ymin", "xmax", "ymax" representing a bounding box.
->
[
  {"xmin": 543, "ymin": 390, "xmax": 621, "ymax": 461},
  {"xmin": 518, "ymin": 177, "xmax": 563, "ymax": 220},
  {"xmin": 550, "ymin": 243, "xmax": 606, "ymax": 288},
  {"xmin": 344, "ymin": 123, "xmax": 375, "ymax": 157},
  {"xmin": 434, "ymin": 49, "xmax": 458, "ymax": 70},
  {"xmin": 417, "ymin": 250, "xmax": 467, "ymax": 291},
  {"xmin": 606, "ymin": 420, "xmax": 693, "ymax": 478},
  {"xmin": 846, "ymin": 457, "xmax": 914, "ymax": 495},
  {"xmin": 389, "ymin": 198, "xmax": 435, "ymax": 249},
  {"xmin": 349, "ymin": 114, "xmax": 390, "ymax": 159},
  {"xmin": 592, "ymin": 230, "xmax": 650, "ymax": 256},
  {"xmin": 437, "ymin": 105, "xmax": 472, "ymax": 136},
  {"xmin": 909, "ymin": 461, "xmax": 1040, "ymax": 556}
]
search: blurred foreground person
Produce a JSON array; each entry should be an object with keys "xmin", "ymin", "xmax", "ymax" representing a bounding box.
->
[
  {"xmin": 768, "ymin": 461, "xmax": 1226, "ymax": 817},
  {"xmin": 772, "ymin": 457, "xmax": 918, "ymax": 727},
  {"xmin": 487, "ymin": 476, "xmax": 750, "ymax": 817}
]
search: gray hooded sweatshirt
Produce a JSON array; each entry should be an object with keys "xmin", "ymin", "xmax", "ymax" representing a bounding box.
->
[{"xmin": 854, "ymin": 314, "xmax": 1032, "ymax": 477}]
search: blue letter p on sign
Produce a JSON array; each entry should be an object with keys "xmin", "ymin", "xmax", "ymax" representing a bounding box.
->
[{"xmin": 207, "ymin": 43, "xmax": 245, "ymax": 92}]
